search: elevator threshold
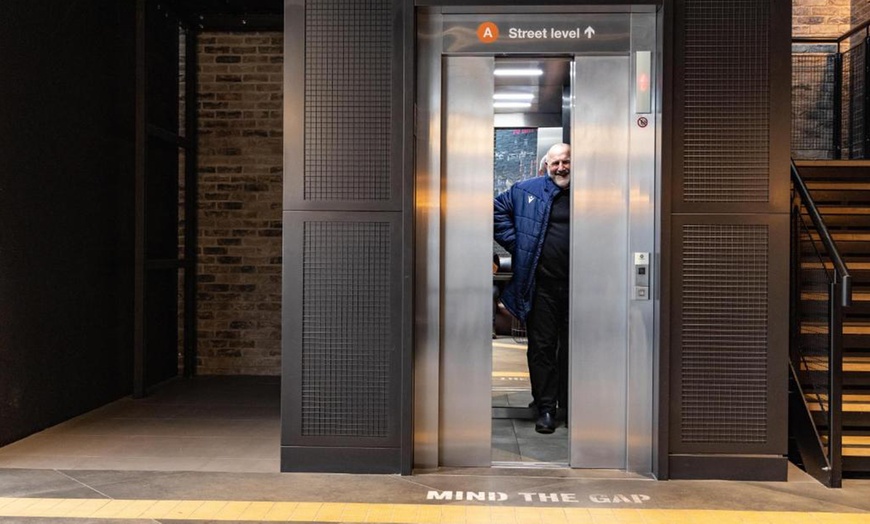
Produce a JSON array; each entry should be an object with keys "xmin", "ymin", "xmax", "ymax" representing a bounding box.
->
[
  {"xmin": 492, "ymin": 461, "xmax": 569, "ymax": 469},
  {"xmin": 422, "ymin": 466, "xmax": 654, "ymax": 480}
]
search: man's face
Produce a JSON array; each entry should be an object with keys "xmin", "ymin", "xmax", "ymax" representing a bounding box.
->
[{"xmin": 547, "ymin": 147, "xmax": 571, "ymax": 189}]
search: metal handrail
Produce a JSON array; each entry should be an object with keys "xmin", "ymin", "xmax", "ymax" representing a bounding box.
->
[
  {"xmin": 792, "ymin": 20, "xmax": 870, "ymax": 160},
  {"xmin": 791, "ymin": 159, "xmax": 848, "ymax": 488},
  {"xmin": 793, "ymin": 17, "xmax": 870, "ymax": 46},
  {"xmin": 791, "ymin": 159, "xmax": 852, "ymax": 307}
]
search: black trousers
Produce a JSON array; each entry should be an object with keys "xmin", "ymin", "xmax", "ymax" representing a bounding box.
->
[{"xmin": 525, "ymin": 278, "xmax": 569, "ymax": 415}]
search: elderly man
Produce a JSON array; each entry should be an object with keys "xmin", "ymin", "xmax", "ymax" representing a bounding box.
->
[{"xmin": 493, "ymin": 143, "xmax": 571, "ymax": 434}]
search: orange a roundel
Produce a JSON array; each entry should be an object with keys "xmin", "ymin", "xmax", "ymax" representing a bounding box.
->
[{"xmin": 477, "ymin": 22, "xmax": 499, "ymax": 44}]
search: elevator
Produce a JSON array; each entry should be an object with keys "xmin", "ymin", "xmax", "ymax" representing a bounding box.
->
[{"xmin": 414, "ymin": 6, "xmax": 661, "ymax": 474}]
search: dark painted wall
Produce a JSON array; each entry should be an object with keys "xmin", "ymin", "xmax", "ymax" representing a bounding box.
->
[{"xmin": 0, "ymin": 1, "xmax": 135, "ymax": 446}]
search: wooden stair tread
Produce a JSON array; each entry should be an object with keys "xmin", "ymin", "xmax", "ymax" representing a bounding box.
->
[
  {"xmin": 801, "ymin": 291, "xmax": 870, "ymax": 301},
  {"xmin": 818, "ymin": 436, "xmax": 870, "ymax": 456},
  {"xmin": 801, "ymin": 261, "xmax": 870, "ymax": 270},
  {"xmin": 804, "ymin": 400, "xmax": 870, "ymax": 412},
  {"xmin": 799, "ymin": 355, "xmax": 870, "ymax": 371},
  {"xmin": 805, "ymin": 393, "xmax": 870, "ymax": 402},
  {"xmin": 801, "ymin": 321, "xmax": 870, "ymax": 334},
  {"xmin": 807, "ymin": 232, "xmax": 870, "ymax": 242},
  {"xmin": 815, "ymin": 207, "xmax": 870, "ymax": 215},
  {"xmin": 806, "ymin": 182, "xmax": 870, "ymax": 190}
]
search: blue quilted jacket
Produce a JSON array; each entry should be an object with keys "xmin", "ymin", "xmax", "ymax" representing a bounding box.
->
[{"xmin": 494, "ymin": 175, "xmax": 563, "ymax": 322}]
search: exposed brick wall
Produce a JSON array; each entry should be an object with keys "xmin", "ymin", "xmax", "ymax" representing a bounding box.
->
[
  {"xmin": 854, "ymin": 0, "xmax": 870, "ymax": 26},
  {"xmin": 793, "ymin": 0, "xmax": 851, "ymax": 37},
  {"xmin": 194, "ymin": 32, "xmax": 283, "ymax": 375}
]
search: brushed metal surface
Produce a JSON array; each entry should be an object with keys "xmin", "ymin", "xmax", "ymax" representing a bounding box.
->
[
  {"xmin": 440, "ymin": 56, "xmax": 495, "ymax": 467},
  {"xmin": 626, "ymin": 11, "xmax": 657, "ymax": 476},
  {"xmin": 570, "ymin": 56, "xmax": 631, "ymax": 468},
  {"xmin": 413, "ymin": 8, "xmax": 659, "ymax": 473},
  {"xmin": 413, "ymin": 12, "xmax": 443, "ymax": 470}
]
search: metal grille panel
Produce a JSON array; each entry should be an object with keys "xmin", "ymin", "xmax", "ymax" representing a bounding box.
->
[
  {"xmin": 683, "ymin": 0, "xmax": 770, "ymax": 202},
  {"xmin": 302, "ymin": 221, "xmax": 392, "ymax": 437},
  {"xmin": 792, "ymin": 52, "xmax": 837, "ymax": 159},
  {"xmin": 304, "ymin": 0, "xmax": 393, "ymax": 201},
  {"xmin": 681, "ymin": 224, "xmax": 769, "ymax": 443},
  {"xmin": 843, "ymin": 43, "xmax": 867, "ymax": 159}
]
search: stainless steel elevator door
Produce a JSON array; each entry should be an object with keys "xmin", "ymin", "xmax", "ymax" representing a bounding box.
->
[
  {"xmin": 416, "ymin": 10, "xmax": 659, "ymax": 473},
  {"xmin": 439, "ymin": 56, "xmax": 495, "ymax": 467},
  {"xmin": 569, "ymin": 20, "xmax": 656, "ymax": 471},
  {"xmin": 570, "ymin": 56, "xmax": 631, "ymax": 468}
]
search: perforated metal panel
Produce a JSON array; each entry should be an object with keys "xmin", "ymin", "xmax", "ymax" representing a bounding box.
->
[
  {"xmin": 792, "ymin": 53, "xmax": 836, "ymax": 159},
  {"xmin": 301, "ymin": 221, "xmax": 392, "ymax": 437},
  {"xmin": 304, "ymin": 0, "xmax": 393, "ymax": 201},
  {"xmin": 682, "ymin": 0, "xmax": 770, "ymax": 202},
  {"xmin": 843, "ymin": 44, "xmax": 867, "ymax": 159},
  {"xmin": 681, "ymin": 224, "xmax": 769, "ymax": 444}
]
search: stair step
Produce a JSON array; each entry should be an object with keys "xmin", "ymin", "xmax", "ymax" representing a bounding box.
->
[
  {"xmin": 800, "ymin": 262, "xmax": 870, "ymax": 286},
  {"xmin": 806, "ymin": 182, "xmax": 870, "ymax": 191},
  {"xmin": 801, "ymin": 291, "xmax": 870, "ymax": 302},
  {"xmin": 806, "ymin": 232, "xmax": 870, "ymax": 242},
  {"xmin": 794, "ymin": 160, "xmax": 870, "ymax": 180},
  {"xmin": 844, "ymin": 454, "xmax": 870, "ymax": 472},
  {"xmin": 801, "ymin": 261, "xmax": 870, "ymax": 270},
  {"xmin": 814, "ymin": 206, "xmax": 870, "ymax": 215},
  {"xmin": 798, "ymin": 355, "xmax": 870, "ymax": 386},
  {"xmin": 802, "ymin": 213, "xmax": 870, "ymax": 229},
  {"xmin": 799, "ymin": 332, "xmax": 870, "ymax": 351},
  {"xmin": 802, "ymin": 190, "xmax": 870, "ymax": 204},
  {"xmin": 805, "ymin": 392, "xmax": 870, "ymax": 409},
  {"xmin": 801, "ymin": 323, "xmax": 870, "ymax": 337},
  {"xmin": 819, "ymin": 435, "xmax": 870, "ymax": 457},
  {"xmin": 798, "ymin": 354, "xmax": 870, "ymax": 372},
  {"xmin": 801, "ymin": 242, "xmax": 870, "ymax": 255}
]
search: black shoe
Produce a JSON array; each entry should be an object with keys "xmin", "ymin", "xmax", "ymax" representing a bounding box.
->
[{"xmin": 535, "ymin": 411, "xmax": 556, "ymax": 434}]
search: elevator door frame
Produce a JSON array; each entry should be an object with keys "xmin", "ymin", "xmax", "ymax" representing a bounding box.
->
[{"xmin": 414, "ymin": 5, "xmax": 662, "ymax": 475}]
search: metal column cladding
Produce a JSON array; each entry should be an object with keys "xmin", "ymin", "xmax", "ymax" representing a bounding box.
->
[
  {"xmin": 303, "ymin": 1, "xmax": 392, "ymax": 201},
  {"xmin": 681, "ymin": 0, "xmax": 770, "ymax": 203},
  {"xmin": 670, "ymin": 0, "xmax": 791, "ymax": 480},
  {"xmin": 282, "ymin": 0, "xmax": 411, "ymax": 474},
  {"xmin": 680, "ymin": 224, "xmax": 769, "ymax": 444}
]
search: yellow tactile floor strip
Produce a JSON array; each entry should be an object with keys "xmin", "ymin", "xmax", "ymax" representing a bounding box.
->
[{"xmin": 0, "ymin": 498, "xmax": 867, "ymax": 523}]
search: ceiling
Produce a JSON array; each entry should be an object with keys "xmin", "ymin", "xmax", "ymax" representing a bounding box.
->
[
  {"xmin": 173, "ymin": 0, "xmax": 283, "ymax": 30},
  {"xmin": 494, "ymin": 58, "xmax": 571, "ymax": 117}
]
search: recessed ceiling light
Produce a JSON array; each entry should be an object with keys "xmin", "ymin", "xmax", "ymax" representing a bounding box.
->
[
  {"xmin": 493, "ymin": 102, "xmax": 533, "ymax": 109},
  {"xmin": 493, "ymin": 93, "xmax": 535, "ymax": 101},
  {"xmin": 494, "ymin": 68, "xmax": 544, "ymax": 77}
]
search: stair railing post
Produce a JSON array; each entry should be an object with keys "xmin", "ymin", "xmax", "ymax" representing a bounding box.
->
[
  {"xmin": 829, "ymin": 279, "xmax": 843, "ymax": 488},
  {"xmin": 834, "ymin": 51, "xmax": 843, "ymax": 159},
  {"xmin": 790, "ymin": 192, "xmax": 802, "ymax": 368}
]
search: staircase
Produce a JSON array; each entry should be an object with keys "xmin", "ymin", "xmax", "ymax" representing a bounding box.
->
[{"xmin": 796, "ymin": 159, "xmax": 870, "ymax": 476}]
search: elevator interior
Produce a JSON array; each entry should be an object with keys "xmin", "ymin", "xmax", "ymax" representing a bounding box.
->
[{"xmin": 415, "ymin": 6, "xmax": 660, "ymax": 474}]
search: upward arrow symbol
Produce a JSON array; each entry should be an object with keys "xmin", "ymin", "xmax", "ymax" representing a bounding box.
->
[{"xmin": 584, "ymin": 26, "xmax": 595, "ymax": 39}]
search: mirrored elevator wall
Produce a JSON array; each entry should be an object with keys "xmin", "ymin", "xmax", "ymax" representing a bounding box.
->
[{"xmin": 180, "ymin": 31, "xmax": 284, "ymax": 376}]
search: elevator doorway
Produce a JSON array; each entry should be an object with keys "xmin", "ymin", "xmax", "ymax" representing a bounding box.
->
[{"xmin": 414, "ymin": 6, "xmax": 660, "ymax": 474}]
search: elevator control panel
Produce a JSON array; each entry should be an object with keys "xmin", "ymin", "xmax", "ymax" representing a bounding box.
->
[{"xmin": 633, "ymin": 252, "xmax": 650, "ymax": 300}]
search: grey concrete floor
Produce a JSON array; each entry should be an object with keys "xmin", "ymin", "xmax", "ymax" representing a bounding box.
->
[{"xmin": 0, "ymin": 376, "xmax": 868, "ymax": 522}]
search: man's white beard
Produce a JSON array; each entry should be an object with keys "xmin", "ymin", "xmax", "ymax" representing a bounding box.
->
[{"xmin": 549, "ymin": 172, "xmax": 570, "ymax": 189}]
